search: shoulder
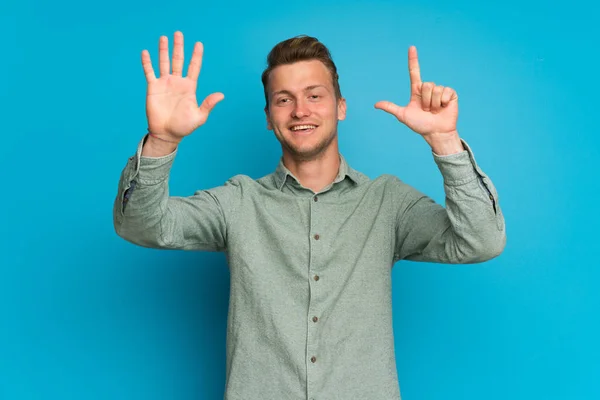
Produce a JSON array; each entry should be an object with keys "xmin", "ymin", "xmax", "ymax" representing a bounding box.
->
[
  {"xmin": 365, "ymin": 174, "xmax": 426, "ymax": 203},
  {"xmin": 346, "ymin": 163, "xmax": 405, "ymax": 190},
  {"xmin": 364, "ymin": 173, "xmax": 408, "ymax": 190},
  {"xmin": 208, "ymin": 172, "xmax": 280, "ymax": 194}
]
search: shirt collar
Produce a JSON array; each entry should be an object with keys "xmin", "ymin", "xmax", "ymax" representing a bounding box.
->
[{"xmin": 273, "ymin": 154, "xmax": 361, "ymax": 191}]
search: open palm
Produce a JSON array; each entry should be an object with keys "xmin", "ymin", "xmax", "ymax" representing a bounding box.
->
[
  {"xmin": 375, "ymin": 46, "xmax": 458, "ymax": 137},
  {"xmin": 142, "ymin": 32, "xmax": 224, "ymax": 141}
]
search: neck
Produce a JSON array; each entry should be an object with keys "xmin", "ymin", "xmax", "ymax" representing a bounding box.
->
[{"xmin": 282, "ymin": 144, "xmax": 341, "ymax": 193}]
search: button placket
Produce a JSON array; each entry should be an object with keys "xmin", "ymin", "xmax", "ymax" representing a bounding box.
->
[{"xmin": 307, "ymin": 193, "xmax": 323, "ymax": 398}]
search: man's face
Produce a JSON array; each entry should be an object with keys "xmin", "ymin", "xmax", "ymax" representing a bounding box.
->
[{"xmin": 265, "ymin": 60, "xmax": 346, "ymax": 161}]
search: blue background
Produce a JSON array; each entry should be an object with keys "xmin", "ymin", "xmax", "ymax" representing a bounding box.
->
[{"xmin": 2, "ymin": 0, "xmax": 598, "ymax": 399}]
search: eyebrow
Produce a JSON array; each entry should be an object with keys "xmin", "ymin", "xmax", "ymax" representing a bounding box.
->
[{"xmin": 271, "ymin": 85, "xmax": 328, "ymax": 97}]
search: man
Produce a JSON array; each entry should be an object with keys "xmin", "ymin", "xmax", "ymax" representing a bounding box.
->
[{"xmin": 113, "ymin": 31, "xmax": 506, "ymax": 400}]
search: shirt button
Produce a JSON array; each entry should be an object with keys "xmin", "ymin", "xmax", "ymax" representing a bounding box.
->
[
  {"xmin": 312, "ymin": 316, "xmax": 318, "ymax": 322},
  {"xmin": 313, "ymin": 196, "xmax": 318, "ymax": 202},
  {"xmin": 314, "ymin": 234, "xmax": 320, "ymax": 240},
  {"xmin": 313, "ymin": 275, "xmax": 320, "ymax": 281},
  {"xmin": 311, "ymin": 356, "xmax": 317, "ymax": 363}
]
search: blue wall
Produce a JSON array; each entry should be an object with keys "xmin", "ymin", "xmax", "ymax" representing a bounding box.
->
[{"xmin": 2, "ymin": 0, "xmax": 598, "ymax": 399}]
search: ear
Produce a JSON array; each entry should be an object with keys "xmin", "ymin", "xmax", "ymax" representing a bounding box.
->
[
  {"xmin": 337, "ymin": 97, "xmax": 347, "ymax": 121},
  {"xmin": 264, "ymin": 106, "xmax": 273, "ymax": 130}
]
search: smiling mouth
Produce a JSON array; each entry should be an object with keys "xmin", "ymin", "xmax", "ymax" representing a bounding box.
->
[{"xmin": 290, "ymin": 124, "xmax": 318, "ymax": 134}]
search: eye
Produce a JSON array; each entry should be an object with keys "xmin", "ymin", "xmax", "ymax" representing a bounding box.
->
[
  {"xmin": 277, "ymin": 98, "xmax": 291, "ymax": 104},
  {"xmin": 310, "ymin": 95, "xmax": 320, "ymax": 99}
]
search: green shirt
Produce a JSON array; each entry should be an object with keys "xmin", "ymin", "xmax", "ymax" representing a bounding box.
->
[{"xmin": 113, "ymin": 134, "xmax": 506, "ymax": 400}]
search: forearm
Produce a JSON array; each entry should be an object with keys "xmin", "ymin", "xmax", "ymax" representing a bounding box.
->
[
  {"xmin": 113, "ymin": 137, "xmax": 177, "ymax": 248},
  {"xmin": 396, "ymin": 139, "xmax": 506, "ymax": 263},
  {"xmin": 113, "ymin": 134, "xmax": 234, "ymax": 252},
  {"xmin": 437, "ymin": 165, "xmax": 505, "ymax": 263}
]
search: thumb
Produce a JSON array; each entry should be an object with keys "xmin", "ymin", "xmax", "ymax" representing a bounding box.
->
[
  {"xmin": 374, "ymin": 101, "xmax": 406, "ymax": 124},
  {"xmin": 199, "ymin": 92, "xmax": 225, "ymax": 115}
]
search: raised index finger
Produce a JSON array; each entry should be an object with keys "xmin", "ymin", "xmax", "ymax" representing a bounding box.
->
[{"xmin": 408, "ymin": 45, "xmax": 421, "ymax": 86}]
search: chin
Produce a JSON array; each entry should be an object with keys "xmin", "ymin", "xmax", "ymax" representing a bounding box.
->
[
  {"xmin": 285, "ymin": 140, "xmax": 336, "ymax": 161},
  {"xmin": 275, "ymin": 126, "xmax": 338, "ymax": 159}
]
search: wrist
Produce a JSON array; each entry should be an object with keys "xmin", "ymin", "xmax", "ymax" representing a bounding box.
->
[
  {"xmin": 142, "ymin": 132, "xmax": 180, "ymax": 157},
  {"xmin": 424, "ymin": 131, "xmax": 464, "ymax": 156}
]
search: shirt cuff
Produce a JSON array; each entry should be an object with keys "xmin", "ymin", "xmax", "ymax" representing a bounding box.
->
[
  {"xmin": 432, "ymin": 138, "xmax": 480, "ymax": 186},
  {"xmin": 126, "ymin": 134, "xmax": 178, "ymax": 185}
]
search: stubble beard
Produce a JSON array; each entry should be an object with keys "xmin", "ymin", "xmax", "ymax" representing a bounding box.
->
[{"xmin": 280, "ymin": 126, "xmax": 338, "ymax": 162}]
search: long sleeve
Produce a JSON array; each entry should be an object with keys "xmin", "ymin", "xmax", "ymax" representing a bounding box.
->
[
  {"xmin": 394, "ymin": 139, "xmax": 506, "ymax": 264},
  {"xmin": 112, "ymin": 134, "xmax": 240, "ymax": 252}
]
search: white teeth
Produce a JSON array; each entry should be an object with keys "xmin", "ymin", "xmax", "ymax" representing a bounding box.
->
[{"xmin": 291, "ymin": 125, "xmax": 316, "ymax": 131}]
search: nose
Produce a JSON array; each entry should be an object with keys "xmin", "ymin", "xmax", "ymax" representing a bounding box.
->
[{"xmin": 292, "ymin": 99, "xmax": 311, "ymax": 119}]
